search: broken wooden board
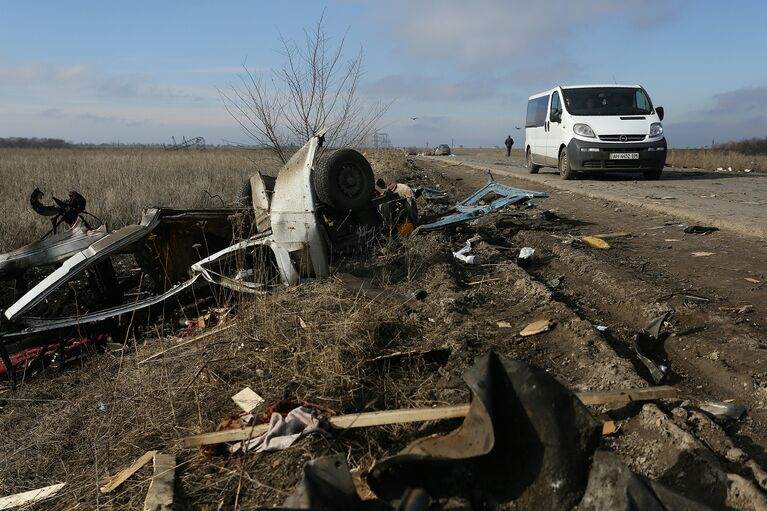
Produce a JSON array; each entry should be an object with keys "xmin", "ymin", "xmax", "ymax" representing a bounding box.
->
[
  {"xmin": 100, "ymin": 450, "xmax": 158, "ymax": 493},
  {"xmin": 143, "ymin": 453, "xmax": 175, "ymax": 511},
  {"xmin": 593, "ymin": 232, "xmax": 631, "ymax": 239},
  {"xmin": 181, "ymin": 385, "xmax": 678, "ymax": 448},
  {"xmin": 138, "ymin": 324, "xmax": 234, "ymax": 365},
  {"xmin": 577, "ymin": 385, "xmax": 677, "ymax": 405},
  {"xmin": 0, "ymin": 483, "xmax": 65, "ymax": 509}
]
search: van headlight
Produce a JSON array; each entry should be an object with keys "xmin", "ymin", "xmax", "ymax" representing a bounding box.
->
[
  {"xmin": 649, "ymin": 122, "xmax": 663, "ymax": 137},
  {"xmin": 573, "ymin": 123, "xmax": 596, "ymax": 138}
]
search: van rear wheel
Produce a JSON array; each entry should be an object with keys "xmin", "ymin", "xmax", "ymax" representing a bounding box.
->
[
  {"xmin": 558, "ymin": 148, "xmax": 576, "ymax": 180},
  {"xmin": 526, "ymin": 149, "xmax": 540, "ymax": 174}
]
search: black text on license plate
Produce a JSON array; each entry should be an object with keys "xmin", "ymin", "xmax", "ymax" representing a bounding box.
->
[{"xmin": 610, "ymin": 152, "xmax": 639, "ymax": 160}]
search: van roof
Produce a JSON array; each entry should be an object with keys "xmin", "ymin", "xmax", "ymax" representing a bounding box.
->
[{"xmin": 528, "ymin": 84, "xmax": 641, "ymax": 100}]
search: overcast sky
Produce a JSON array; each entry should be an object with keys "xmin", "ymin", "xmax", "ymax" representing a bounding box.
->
[{"xmin": 1, "ymin": 0, "xmax": 765, "ymax": 148}]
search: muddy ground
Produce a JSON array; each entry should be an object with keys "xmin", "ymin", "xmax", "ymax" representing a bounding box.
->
[{"xmin": 0, "ymin": 151, "xmax": 766, "ymax": 510}]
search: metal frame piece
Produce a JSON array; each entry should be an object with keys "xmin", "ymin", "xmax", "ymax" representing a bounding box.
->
[{"xmin": 416, "ymin": 173, "xmax": 547, "ymax": 231}]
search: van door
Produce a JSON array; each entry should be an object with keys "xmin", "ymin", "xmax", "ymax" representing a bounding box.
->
[
  {"xmin": 525, "ymin": 95, "xmax": 550, "ymax": 165},
  {"xmin": 545, "ymin": 90, "xmax": 563, "ymax": 163}
]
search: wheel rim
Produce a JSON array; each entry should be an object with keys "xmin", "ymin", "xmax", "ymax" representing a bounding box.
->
[{"xmin": 336, "ymin": 162, "xmax": 363, "ymax": 199}]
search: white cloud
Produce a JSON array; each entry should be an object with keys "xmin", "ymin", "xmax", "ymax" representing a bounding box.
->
[
  {"xmin": 370, "ymin": 0, "xmax": 678, "ymax": 70},
  {"xmin": 0, "ymin": 61, "xmax": 95, "ymax": 85}
]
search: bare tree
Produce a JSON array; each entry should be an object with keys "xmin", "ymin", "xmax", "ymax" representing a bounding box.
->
[{"xmin": 221, "ymin": 15, "xmax": 390, "ymax": 163}]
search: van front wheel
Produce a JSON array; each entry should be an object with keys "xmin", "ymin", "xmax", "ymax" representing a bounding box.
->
[
  {"xmin": 643, "ymin": 168, "xmax": 663, "ymax": 180},
  {"xmin": 559, "ymin": 148, "xmax": 576, "ymax": 180},
  {"xmin": 526, "ymin": 149, "xmax": 540, "ymax": 174}
]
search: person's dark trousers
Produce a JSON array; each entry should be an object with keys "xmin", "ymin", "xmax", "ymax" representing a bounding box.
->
[{"xmin": 506, "ymin": 147, "xmax": 511, "ymax": 157}]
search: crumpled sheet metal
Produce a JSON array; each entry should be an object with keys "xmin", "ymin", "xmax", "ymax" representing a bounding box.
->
[
  {"xmin": 416, "ymin": 174, "xmax": 547, "ymax": 232},
  {"xmin": 267, "ymin": 352, "xmax": 711, "ymax": 511},
  {"xmin": 634, "ymin": 312, "xmax": 671, "ymax": 384},
  {"xmin": 369, "ymin": 351, "xmax": 600, "ymax": 509},
  {"xmin": 0, "ymin": 218, "xmax": 107, "ymax": 277}
]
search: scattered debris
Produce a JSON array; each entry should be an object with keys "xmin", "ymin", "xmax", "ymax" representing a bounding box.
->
[
  {"xmin": 580, "ymin": 236, "xmax": 610, "ymax": 249},
  {"xmin": 601, "ymin": 420, "xmax": 617, "ymax": 436},
  {"xmin": 745, "ymin": 277, "xmax": 761, "ymax": 284},
  {"xmin": 634, "ymin": 313, "xmax": 670, "ymax": 384},
  {"xmin": 699, "ymin": 401, "xmax": 747, "ymax": 421},
  {"xmin": 231, "ymin": 387, "xmax": 265, "ymax": 413},
  {"xmin": 519, "ymin": 319, "xmax": 553, "ymax": 337},
  {"xmin": 262, "ymin": 353, "xmax": 694, "ymax": 510},
  {"xmin": 517, "ymin": 246, "xmax": 535, "ymax": 265},
  {"xmin": 100, "ymin": 450, "xmax": 158, "ymax": 494},
  {"xmin": 452, "ymin": 239, "xmax": 480, "ymax": 265},
  {"xmin": 593, "ymin": 324, "xmax": 609, "ymax": 332},
  {"xmin": 684, "ymin": 225, "xmax": 719, "ymax": 234},
  {"xmin": 233, "ymin": 406, "xmax": 331, "ymax": 454},
  {"xmin": 143, "ymin": 453, "xmax": 175, "ymax": 511},
  {"xmin": 718, "ymin": 304, "xmax": 754, "ymax": 314},
  {"xmin": 416, "ymin": 173, "xmax": 546, "ymax": 231},
  {"xmin": 691, "ymin": 252, "xmax": 715, "ymax": 257},
  {"xmin": 497, "ymin": 321, "xmax": 512, "ymax": 328},
  {"xmin": 0, "ymin": 483, "xmax": 66, "ymax": 510}
]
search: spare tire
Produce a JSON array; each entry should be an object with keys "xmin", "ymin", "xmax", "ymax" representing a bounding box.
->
[{"xmin": 312, "ymin": 149, "xmax": 374, "ymax": 211}]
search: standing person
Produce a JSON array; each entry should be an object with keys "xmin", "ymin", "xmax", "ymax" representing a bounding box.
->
[{"xmin": 504, "ymin": 135, "xmax": 514, "ymax": 157}]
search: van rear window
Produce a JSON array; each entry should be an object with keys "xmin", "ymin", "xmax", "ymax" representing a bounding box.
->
[
  {"xmin": 562, "ymin": 87, "xmax": 654, "ymax": 116},
  {"xmin": 526, "ymin": 96, "xmax": 548, "ymax": 127}
]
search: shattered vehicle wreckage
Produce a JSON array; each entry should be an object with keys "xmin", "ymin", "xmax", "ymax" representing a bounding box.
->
[{"xmin": 0, "ymin": 133, "xmax": 546, "ymax": 380}]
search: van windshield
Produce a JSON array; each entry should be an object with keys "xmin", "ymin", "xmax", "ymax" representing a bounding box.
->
[{"xmin": 562, "ymin": 87, "xmax": 654, "ymax": 116}]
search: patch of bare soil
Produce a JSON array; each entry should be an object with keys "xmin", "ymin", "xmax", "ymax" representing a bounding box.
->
[{"xmin": 0, "ymin": 150, "xmax": 765, "ymax": 509}]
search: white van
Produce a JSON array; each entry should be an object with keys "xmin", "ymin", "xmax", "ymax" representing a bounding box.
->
[{"xmin": 525, "ymin": 84, "xmax": 666, "ymax": 180}]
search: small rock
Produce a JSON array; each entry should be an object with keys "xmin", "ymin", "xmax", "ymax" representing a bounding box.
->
[
  {"xmin": 671, "ymin": 407, "xmax": 689, "ymax": 421},
  {"xmin": 726, "ymin": 447, "xmax": 748, "ymax": 463}
]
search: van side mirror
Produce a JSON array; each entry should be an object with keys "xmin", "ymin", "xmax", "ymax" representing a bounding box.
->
[
  {"xmin": 550, "ymin": 109, "xmax": 562, "ymax": 123},
  {"xmin": 656, "ymin": 106, "xmax": 664, "ymax": 121}
]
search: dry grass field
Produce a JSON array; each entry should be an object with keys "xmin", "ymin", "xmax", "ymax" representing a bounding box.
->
[
  {"xmin": 0, "ymin": 148, "xmax": 282, "ymax": 253},
  {"xmin": 665, "ymin": 148, "xmax": 767, "ymax": 172}
]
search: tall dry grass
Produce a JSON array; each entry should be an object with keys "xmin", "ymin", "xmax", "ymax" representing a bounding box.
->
[
  {"xmin": 0, "ymin": 148, "xmax": 282, "ymax": 252},
  {"xmin": 660, "ymin": 149, "xmax": 764, "ymax": 172}
]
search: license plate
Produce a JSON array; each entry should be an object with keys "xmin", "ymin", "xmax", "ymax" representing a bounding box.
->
[{"xmin": 609, "ymin": 152, "xmax": 639, "ymax": 160}]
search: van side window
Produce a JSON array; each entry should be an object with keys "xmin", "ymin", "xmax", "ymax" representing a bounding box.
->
[
  {"xmin": 525, "ymin": 96, "xmax": 549, "ymax": 127},
  {"xmin": 635, "ymin": 90, "xmax": 650, "ymax": 111},
  {"xmin": 550, "ymin": 92, "xmax": 561, "ymax": 121}
]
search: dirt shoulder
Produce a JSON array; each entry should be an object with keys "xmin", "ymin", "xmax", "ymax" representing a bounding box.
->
[
  {"xmin": 419, "ymin": 154, "xmax": 767, "ymax": 444},
  {"xmin": 430, "ymin": 153, "xmax": 767, "ymax": 240}
]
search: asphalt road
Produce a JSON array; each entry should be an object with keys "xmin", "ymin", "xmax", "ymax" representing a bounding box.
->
[{"xmin": 429, "ymin": 154, "xmax": 767, "ymax": 240}]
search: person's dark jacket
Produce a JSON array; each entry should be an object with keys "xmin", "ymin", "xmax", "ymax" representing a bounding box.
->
[{"xmin": 505, "ymin": 136, "xmax": 514, "ymax": 148}]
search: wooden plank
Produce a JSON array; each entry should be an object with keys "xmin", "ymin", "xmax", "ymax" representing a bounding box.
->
[
  {"xmin": 593, "ymin": 232, "xmax": 632, "ymax": 239},
  {"xmin": 181, "ymin": 405, "xmax": 470, "ymax": 448},
  {"xmin": 137, "ymin": 324, "xmax": 234, "ymax": 365},
  {"xmin": 143, "ymin": 454, "xmax": 175, "ymax": 511},
  {"xmin": 99, "ymin": 450, "xmax": 158, "ymax": 494},
  {"xmin": 0, "ymin": 483, "xmax": 65, "ymax": 510},
  {"xmin": 577, "ymin": 385, "xmax": 677, "ymax": 405},
  {"xmin": 180, "ymin": 386, "xmax": 678, "ymax": 448}
]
